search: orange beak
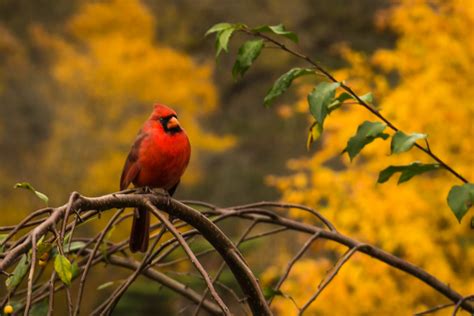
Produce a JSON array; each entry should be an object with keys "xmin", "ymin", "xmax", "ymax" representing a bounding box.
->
[{"xmin": 167, "ymin": 116, "xmax": 180, "ymax": 129}]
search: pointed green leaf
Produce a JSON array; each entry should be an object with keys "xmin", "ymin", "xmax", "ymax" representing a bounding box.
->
[
  {"xmin": 447, "ymin": 183, "xmax": 474, "ymax": 222},
  {"xmin": 391, "ymin": 131, "xmax": 427, "ymax": 154},
  {"xmin": 264, "ymin": 68, "xmax": 315, "ymax": 107},
  {"xmin": 253, "ymin": 24, "xmax": 298, "ymax": 43},
  {"xmin": 97, "ymin": 281, "xmax": 115, "ymax": 291},
  {"xmin": 205, "ymin": 23, "xmax": 233, "ymax": 36},
  {"xmin": 308, "ymin": 82, "xmax": 341, "ymax": 131},
  {"xmin": 51, "ymin": 241, "xmax": 86, "ymax": 256},
  {"xmin": 359, "ymin": 92, "xmax": 374, "ymax": 104},
  {"xmin": 343, "ymin": 121, "xmax": 389, "ymax": 160},
  {"xmin": 215, "ymin": 27, "xmax": 235, "ymax": 58},
  {"xmin": 54, "ymin": 254, "xmax": 72, "ymax": 286},
  {"xmin": 65, "ymin": 241, "xmax": 86, "ymax": 254},
  {"xmin": 14, "ymin": 182, "xmax": 49, "ymax": 205},
  {"xmin": 232, "ymin": 39, "xmax": 264, "ymax": 79},
  {"xmin": 6, "ymin": 254, "xmax": 29, "ymax": 290},
  {"xmin": 378, "ymin": 162, "xmax": 440, "ymax": 184}
]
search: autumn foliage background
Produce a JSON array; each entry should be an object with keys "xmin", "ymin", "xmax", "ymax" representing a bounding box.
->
[{"xmin": 0, "ymin": 0, "xmax": 472, "ymax": 314}]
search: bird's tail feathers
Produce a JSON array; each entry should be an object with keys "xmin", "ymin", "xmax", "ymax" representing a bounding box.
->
[{"xmin": 129, "ymin": 207, "xmax": 150, "ymax": 253}]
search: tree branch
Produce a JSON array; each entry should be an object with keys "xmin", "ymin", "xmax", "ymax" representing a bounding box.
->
[{"xmin": 0, "ymin": 191, "xmax": 472, "ymax": 314}]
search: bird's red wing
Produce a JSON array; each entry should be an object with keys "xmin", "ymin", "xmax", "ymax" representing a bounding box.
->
[{"xmin": 120, "ymin": 130, "xmax": 148, "ymax": 190}]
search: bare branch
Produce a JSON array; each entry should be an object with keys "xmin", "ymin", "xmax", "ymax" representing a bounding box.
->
[
  {"xmin": 299, "ymin": 244, "xmax": 367, "ymax": 315},
  {"xmin": 73, "ymin": 208, "xmax": 125, "ymax": 316},
  {"xmin": 193, "ymin": 219, "xmax": 259, "ymax": 316},
  {"xmin": 452, "ymin": 295, "xmax": 474, "ymax": 316},
  {"xmin": 1, "ymin": 191, "xmax": 472, "ymax": 314},
  {"xmin": 414, "ymin": 302, "xmax": 454, "ymax": 315},
  {"xmin": 145, "ymin": 201, "xmax": 231, "ymax": 316},
  {"xmin": 268, "ymin": 232, "xmax": 321, "ymax": 306}
]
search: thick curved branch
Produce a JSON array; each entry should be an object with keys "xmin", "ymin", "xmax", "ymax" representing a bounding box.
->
[{"xmin": 0, "ymin": 191, "xmax": 272, "ymax": 316}]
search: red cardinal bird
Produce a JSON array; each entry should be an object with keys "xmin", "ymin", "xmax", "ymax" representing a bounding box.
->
[{"xmin": 120, "ymin": 104, "xmax": 191, "ymax": 252}]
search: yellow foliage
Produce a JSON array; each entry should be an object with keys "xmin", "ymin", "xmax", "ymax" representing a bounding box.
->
[
  {"xmin": 30, "ymin": 0, "xmax": 235, "ymax": 198},
  {"xmin": 267, "ymin": 0, "xmax": 474, "ymax": 314}
]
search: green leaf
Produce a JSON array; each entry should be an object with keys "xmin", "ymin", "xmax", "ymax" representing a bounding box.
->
[
  {"xmin": 71, "ymin": 261, "xmax": 79, "ymax": 279},
  {"xmin": 51, "ymin": 241, "xmax": 86, "ymax": 257},
  {"xmin": 263, "ymin": 287, "xmax": 284, "ymax": 300},
  {"xmin": 391, "ymin": 131, "xmax": 427, "ymax": 154},
  {"xmin": 215, "ymin": 27, "xmax": 235, "ymax": 57},
  {"xmin": 205, "ymin": 23, "xmax": 233, "ymax": 36},
  {"xmin": 308, "ymin": 82, "xmax": 341, "ymax": 132},
  {"xmin": 264, "ymin": 68, "xmax": 315, "ymax": 107},
  {"xmin": 30, "ymin": 299, "xmax": 48, "ymax": 316},
  {"xmin": 65, "ymin": 241, "xmax": 86, "ymax": 254},
  {"xmin": 306, "ymin": 122, "xmax": 322, "ymax": 150},
  {"xmin": 343, "ymin": 121, "xmax": 389, "ymax": 161},
  {"xmin": 359, "ymin": 92, "xmax": 374, "ymax": 104},
  {"xmin": 447, "ymin": 183, "xmax": 474, "ymax": 223},
  {"xmin": 378, "ymin": 162, "xmax": 440, "ymax": 184},
  {"xmin": 232, "ymin": 39, "xmax": 264, "ymax": 79},
  {"xmin": 97, "ymin": 281, "xmax": 115, "ymax": 291},
  {"xmin": 253, "ymin": 24, "xmax": 298, "ymax": 43},
  {"xmin": 14, "ymin": 182, "xmax": 49, "ymax": 205},
  {"xmin": 54, "ymin": 254, "xmax": 72, "ymax": 286},
  {"xmin": 6, "ymin": 254, "xmax": 29, "ymax": 290}
]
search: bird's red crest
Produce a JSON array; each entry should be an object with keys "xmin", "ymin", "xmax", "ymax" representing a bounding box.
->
[{"xmin": 151, "ymin": 103, "xmax": 178, "ymax": 119}]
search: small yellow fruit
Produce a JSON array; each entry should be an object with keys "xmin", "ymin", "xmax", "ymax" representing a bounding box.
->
[{"xmin": 3, "ymin": 304, "xmax": 13, "ymax": 314}]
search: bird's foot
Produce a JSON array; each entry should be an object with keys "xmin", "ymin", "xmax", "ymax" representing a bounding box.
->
[{"xmin": 136, "ymin": 186, "xmax": 153, "ymax": 194}]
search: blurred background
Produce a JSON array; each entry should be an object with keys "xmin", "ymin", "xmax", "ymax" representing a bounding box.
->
[{"xmin": 0, "ymin": 0, "xmax": 472, "ymax": 315}]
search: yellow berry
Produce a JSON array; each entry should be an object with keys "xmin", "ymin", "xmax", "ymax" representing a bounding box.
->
[{"xmin": 3, "ymin": 304, "xmax": 13, "ymax": 314}]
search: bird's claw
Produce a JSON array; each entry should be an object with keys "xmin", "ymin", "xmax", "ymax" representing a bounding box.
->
[{"xmin": 136, "ymin": 186, "xmax": 153, "ymax": 194}]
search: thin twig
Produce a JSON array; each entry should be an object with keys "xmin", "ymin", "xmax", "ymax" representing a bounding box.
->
[
  {"xmin": 0, "ymin": 208, "xmax": 52, "ymax": 246},
  {"xmin": 452, "ymin": 295, "xmax": 474, "ymax": 316},
  {"xmin": 24, "ymin": 233, "xmax": 37, "ymax": 316},
  {"xmin": 73, "ymin": 208, "xmax": 125, "ymax": 316},
  {"xmin": 193, "ymin": 220, "xmax": 259, "ymax": 316},
  {"xmin": 145, "ymin": 201, "xmax": 231, "ymax": 316},
  {"xmin": 47, "ymin": 271, "xmax": 56, "ymax": 316},
  {"xmin": 234, "ymin": 202, "xmax": 335, "ymax": 231},
  {"xmin": 298, "ymin": 244, "xmax": 368, "ymax": 315},
  {"xmin": 414, "ymin": 302, "xmax": 454, "ymax": 315},
  {"xmin": 97, "ymin": 226, "xmax": 168, "ymax": 315},
  {"xmin": 268, "ymin": 232, "xmax": 321, "ymax": 306}
]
